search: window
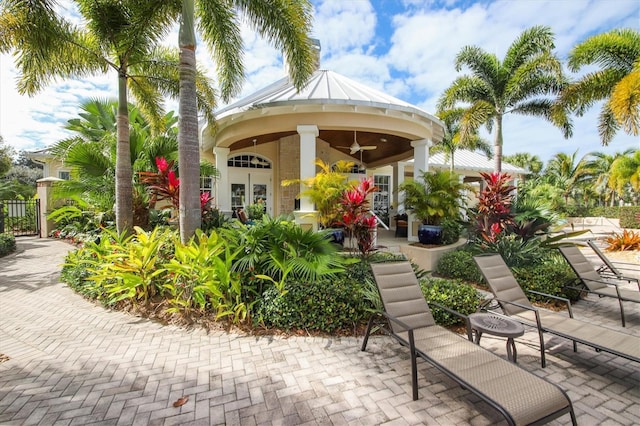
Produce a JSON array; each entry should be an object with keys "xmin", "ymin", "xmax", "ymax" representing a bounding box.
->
[
  {"xmin": 200, "ymin": 176, "xmax": 214, "ymax": 203},
  {"xmin": 228, "ymin": 155, "xmax": 271, "ymax": 169},
  {"xmin": 373, "ymin": 175, "xmax": 390, "ymax": 225},
  {"xmin": 58, "ymin": 171, "xmax": 70, "ymax": 180}
]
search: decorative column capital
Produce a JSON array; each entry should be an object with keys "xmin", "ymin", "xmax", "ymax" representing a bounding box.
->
[{"xmin": 296, "ymin": 125, "xmax": 319, "ymax": 137}]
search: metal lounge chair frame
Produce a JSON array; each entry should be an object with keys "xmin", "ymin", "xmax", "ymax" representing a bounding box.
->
[
  {"xmin": 558, "ymin": 244, "xmax": 640, "ymax": 327},
  {"xmin": 474, "ymin": 253, "xmax": 640, "ymax": 368},
  {"xmin": 361, "ymin": 261, "xmax": 576, "ymax": 426},
  {"xmin": 586, "ymin": 239, "xmax": 639, "ymax": 280}
]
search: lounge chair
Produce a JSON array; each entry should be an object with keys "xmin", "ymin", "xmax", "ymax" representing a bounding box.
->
[
  {"xmin": 586, "ymin": 239, "xmax": 639, "ymax": 281},
  {"xmin": 361, "ymin": 261, "xmax": 576, "ymax": 426},
  {"xmin": 558, "ymin": 244, "xmax": 640, "ymax": 327},
  {"xmin": 474, "ymin": 253, "xmax": 640, "ymax": 368}
]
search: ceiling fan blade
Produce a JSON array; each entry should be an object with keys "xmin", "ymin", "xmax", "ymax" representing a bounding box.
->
[{"xmin": 360, "ymin": 146, "xmax": 377, "ymax": 150}]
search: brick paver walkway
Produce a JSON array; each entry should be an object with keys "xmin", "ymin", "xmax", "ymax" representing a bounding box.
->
[{"xmin": 1, "ymin": 237, "xmax": 638, "ymax": 425}]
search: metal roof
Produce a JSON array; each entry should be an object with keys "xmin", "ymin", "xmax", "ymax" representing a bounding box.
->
[
  {"xmin": 427, "ymin": 149, "xmax": 527, "ymax": 174},
  {"xmin": 216, "ymin": 69, "xmax": 440, "ymax": 125}
]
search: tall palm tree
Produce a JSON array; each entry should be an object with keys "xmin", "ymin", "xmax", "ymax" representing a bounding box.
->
[
  {"xmin": 562, "ymin": 29, "xmax": 640, "ymax": 145},
  {"xmin": 609, "ymin": 150, "xmax": 640, "ymax": 204},
  {"xmin": 175, "ymin": 0, "xmax": 316, "ymax": 241},
  {"xmin": 0, "ymin": 0, "xmax": 216, "ymax": 233},
  {"xmin": 438, "ymin": 26, "xmax": 572, "ymax": 172},
  {"xmin": 432, "ymin": 108, "xmax": 491, "ymax": 172},
  {"xmin": 544, "ymin": 150, "xmax": 591, "ymax": 206},
  {"xmin": 584, "ymin": 150, "xmax": 634, "ymax": 206}
]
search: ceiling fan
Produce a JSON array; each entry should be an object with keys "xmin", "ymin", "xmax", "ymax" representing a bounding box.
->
[{"xmin": 338, "ymin": 131, "xmax": 377, "ymax": 155}]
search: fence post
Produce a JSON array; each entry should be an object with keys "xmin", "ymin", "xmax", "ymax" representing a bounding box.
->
[{"xmin": 0, "ymin": 202, "xmax": 4, "ymax": 234}]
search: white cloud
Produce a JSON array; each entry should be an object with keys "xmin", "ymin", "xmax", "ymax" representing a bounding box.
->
[{"xmin": 1, "ymin": 0, "xmax": 638, "ymax": 165}]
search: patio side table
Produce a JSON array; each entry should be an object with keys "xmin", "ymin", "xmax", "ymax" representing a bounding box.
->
[{"xmin": 468, "ymin": 313, "xmax": 525, "ymax": 363}]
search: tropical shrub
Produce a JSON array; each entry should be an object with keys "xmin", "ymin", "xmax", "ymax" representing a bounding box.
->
[
  {"xmin": 247, "ymin": 202, "xmax": 266, "ymax": 221},
  {"xmin": 398, "ymin": 170, "xmax": 470, "ymax": 226},
  {"xmin": 85, "ymin": 227, "xmax": 174, "ymax": 305},
  {"xmin": 257, "ymin": 277, "xmax": 370, "ymax": 333},
  {"xmin": 605, "ymin": 229, "xmax": 640, "ymax": 251},
  {"xmin": 420, "ymin": 277, "xmax": 481, "ymax": 326},
  {"xmin": 512, "ymin": 260, "xmax": 580, "ymax": 302},
  {"xmin": 163, "ymin": 230, "xmax": 248, "ymax": 323},
  {"xmin": 281, "ymin": 159, "xmax": 357, "ymax": 228},
  {"xmin": 227, "ymin": 215, "xmax": 348, "ymax": 290},
  {"xmin": 0, "ymin": 233, "xmax": 16, "ymax": 257},
  {"xmin": 440, "ymin": 218, "xmax": 463, "ymax": 245},
  {"xmin": 337, "ymin": 177, "xmax": 378, "ymax": 256},
  {"xmin": 472, "ymin": 172, "xmax": 516, "ymax": 242},
  {"xmin": 435, "ymin": 249, "xmax": 484, "ymax": 284}
]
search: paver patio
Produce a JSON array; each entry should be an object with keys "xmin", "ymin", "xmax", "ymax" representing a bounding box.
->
[{"xmin": 1, "ymin": 237, "xmax": 638, "ymax": 425}]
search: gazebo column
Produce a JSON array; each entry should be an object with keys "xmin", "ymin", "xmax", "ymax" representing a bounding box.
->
[
  {"xmin": 392, "ymin": 162, "xmax": 406, "ymax": 235},
  {"xmin": 214, "ymin": 147, "xmax": 231, "ymax": 216},
  {"xmin": 408, "ymin": 139, "xmax": 431, "ymax": 241},
  {"xmin": 294, "ymin": 125, "xmax": 319, "ymax": 231}
]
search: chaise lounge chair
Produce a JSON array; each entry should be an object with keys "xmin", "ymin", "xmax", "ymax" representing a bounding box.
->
[
  {"xmin": 474, "ymin": 253, "xmax": 640, "ymax": 368},
  {"xmin": 586, "ymin": 239, "xmax": 639, "ymax": 281},
  {"xmin": 361, "ymin": 261, "xmax": 576, "ymax": 426},
  {"xmin": 558, "ymin": 244, "xmax": 640, "ymax": 327}
]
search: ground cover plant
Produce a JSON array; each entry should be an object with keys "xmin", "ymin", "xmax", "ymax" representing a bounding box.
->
[{"xmin": 0, "ymin": 233, "xmax": 16, "ymax": 257}]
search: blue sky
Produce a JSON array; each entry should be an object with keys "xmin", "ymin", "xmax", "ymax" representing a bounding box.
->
[{"xmin": 1, "ymin": 0, "xmax": 638, "ymax": 164}]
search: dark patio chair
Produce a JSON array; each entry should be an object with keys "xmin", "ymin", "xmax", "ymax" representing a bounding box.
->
[
  {"xmin": 474, "ymin": 253, "xmax": 640, "ymax": 367},
  {"xmin": 361, "ymin": 261, "xmax": 576, "ymax": 426},
  {"xmin": 559, "ymin": 244, "xmax": 639, "ymax": 327}
]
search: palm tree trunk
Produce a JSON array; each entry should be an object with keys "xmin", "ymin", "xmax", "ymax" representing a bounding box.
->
[
  {"xmin": 115, "ymin": 71, "xmax": 133, "ymax": 234},
  {"xmin": 178, "ymin": 0, "xmax": 201, "ymax": 243},
  {"xmin": 450, "ymin": 151, "xmax": 455, "ymax": 172},
  {"xmin": 494, "ymin": 115, "xmax": 503, "ymax": 173}
]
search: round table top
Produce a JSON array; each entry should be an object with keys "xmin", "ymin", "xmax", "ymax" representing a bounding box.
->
[{"xmin": 468, "ymin": 313, "xmax": 525, "ymax": 338}]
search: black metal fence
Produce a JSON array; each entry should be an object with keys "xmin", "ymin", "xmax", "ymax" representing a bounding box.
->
[{"xmin": 0, "ymin": 199, "xmax": 41, "ymax": 237}]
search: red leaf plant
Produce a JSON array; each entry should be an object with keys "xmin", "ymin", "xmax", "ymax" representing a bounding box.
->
[
  {"xmin": 338, "ymin": 177, "xmax": 379, "ymax": 256},
  {"xmin": 475, "ymin": 172, "xmax": 516, "ymax": 243},
  {"xmin": 139, "ymin": 157, "xmax": 181, "ymax": 209}
]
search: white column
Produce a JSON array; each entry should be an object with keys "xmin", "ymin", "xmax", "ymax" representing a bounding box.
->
[
  {"xmin": 214, "ymin": 147, "xmax": 230, "ymax": 214},
  {"xmin": 408, "ymin": 139, "xmax": 431, "ymax": 241},
  {"xmin": 295, "ymin": 125, "xmax": 319, "ymax": 231},
  {"xmin": 411, "ymin": 138, "xmax": 431, "ymax": 182},
  {"xmin": 392, "ymin": 162, "xmax": 405, "ymax": 214},
  {"xmin": 296, "ymin": 125, "xmax": 318, "ymax": 211}
]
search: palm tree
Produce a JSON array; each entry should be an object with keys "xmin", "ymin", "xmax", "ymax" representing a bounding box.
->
[
  {"xmin": 50, "ymin": 99, "xmax": 180, "ymax": 219},
  {"xmin": 563, "ymin": 29, "xmax": 640, "ymax": 145},
  {"xmin": 584, "ymin": 150, "xmax": 635, "ymax": 206},
  {"xmin": 175, "ymin": 0, "xmax": 316, "ymax": 241},
  {"xmin": 503, "ymin": 153, "xmax": 544, "ymax": 177},
  {"xmin": 609, "ymin": 150, "xmax": 640, "ymax": 204},
  {"xmin": 438, "ymin": 26, "xmax": 572, "ymax": 172},
  {"xmin": 0, "ymin": 0, "xmax": 216, "ymax": 234},
  {"xmin": 432, "ymin": 108, "xmax": 491, "ymax": 172},
  {"xmin": 544, "ymin": 150, "xmax": 591, "ymax": 206}
]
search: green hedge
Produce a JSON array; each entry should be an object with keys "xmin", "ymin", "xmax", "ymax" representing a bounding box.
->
[
  {"xmin": 257, "ymin": 278, "xmax": 371, "ymax": 333},
  {"xmin": 512, "ymin": 260, "xmax": 580, "ymax": 302},
  {"xmin": 420, "ymin": 277, "xmax": 481, "ymax": 326},
  {"xmin": 0, "ymin": 233, "xmax": 16, "ymax": 257},
  {"xmin": 435, "ymin": 249, "xmax": 484, "ymax": 284},
  {"xmin": 620, "ymin": 206, "xmax": 640, "ymax": 229}
]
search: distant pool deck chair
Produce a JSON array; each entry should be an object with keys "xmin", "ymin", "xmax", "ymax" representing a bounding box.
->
[
  {"xmin": 474, "ymin": 253, "xmax": 640, "ymax": 368},
  {"xmin": 559, "ymin": 244, "xmax": 639, "ymax": 327}
]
